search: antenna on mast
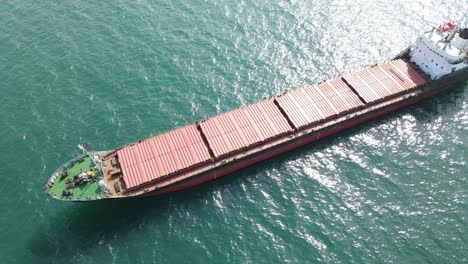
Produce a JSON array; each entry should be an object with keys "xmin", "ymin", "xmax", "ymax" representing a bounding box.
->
[{"xmin": 443, "ymin": 8, "xmax": 468, "ymax": 41}]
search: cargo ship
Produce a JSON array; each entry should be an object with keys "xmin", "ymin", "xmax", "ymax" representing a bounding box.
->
[{"xmin": 44, "ymin": 22, "xmax": 468, "ymax": 201}]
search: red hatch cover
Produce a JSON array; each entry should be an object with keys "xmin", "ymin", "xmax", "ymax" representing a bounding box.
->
[
  {"xmin": 343, "ymin": 59, "xmax": 427, "ymax": 103},
  {"xmin": 117, "ymin": 124, "xmax": 212, "ymax": 189},
  {"xmin": 276, "ymin": 78, "xmax": 364, "ymax": 128},
  {"xmin": 199, "ymin": 99, "xmax": 292, "ymax": 157}
]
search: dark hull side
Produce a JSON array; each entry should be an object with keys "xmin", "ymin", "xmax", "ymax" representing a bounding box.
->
[{"xmin": 144, "ymin": 66, "xmax": 467, "ymax": 197}]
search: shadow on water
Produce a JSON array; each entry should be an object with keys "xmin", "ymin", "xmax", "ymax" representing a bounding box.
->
[
  {"xmin": 26, "ymin": 83, "xmax": 466, "ymax": 263},
  {"xmin": 410, "ymin": 83, "xmax": 467, "ymax": 119},
  {"xmin": 26, "ymin": 189, "xmax": 211, "ymax": 263}
]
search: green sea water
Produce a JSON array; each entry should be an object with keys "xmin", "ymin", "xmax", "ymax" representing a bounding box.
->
[{"xmin": 1, "ymin": 0, "xmax": 467, "ymax": 263}]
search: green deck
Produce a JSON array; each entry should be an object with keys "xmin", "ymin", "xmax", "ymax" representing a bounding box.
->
[{"xmin": 48, "ymin": 156, "xmax": 103, "ymax": 200}]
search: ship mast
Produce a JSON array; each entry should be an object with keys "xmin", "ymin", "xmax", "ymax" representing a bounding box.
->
[
  {"xmin": 78, "ymin": 143, "xmax": 88, "ymax": 155},
  {"xmin": 444, "ymin": 8, "xmax": 468, "ymax": 42}
]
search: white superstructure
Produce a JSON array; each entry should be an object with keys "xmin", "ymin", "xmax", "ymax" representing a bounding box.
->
[{"xmin": 410, "ymin": 23, "xmax": 468, "ymax": 80}]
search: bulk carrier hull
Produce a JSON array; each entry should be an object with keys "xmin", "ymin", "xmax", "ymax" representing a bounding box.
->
[
  {"xmin": 44, "ymin": 23, "xmax": 468, "ymax": 202},
  {"xmin": 148, "ymin": 65, "xmax": 467, "ymax": 196}
]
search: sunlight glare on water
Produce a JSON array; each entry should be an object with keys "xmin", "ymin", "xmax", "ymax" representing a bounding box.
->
[{"xmin": 0, "ymin": 0, "xmax": 467, "ymax": 263}]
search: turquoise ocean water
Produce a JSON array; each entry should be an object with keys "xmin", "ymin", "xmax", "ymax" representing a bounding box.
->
[{"xmin": 1, "ymin": 0, "xmax": 467, "ymax": 263}]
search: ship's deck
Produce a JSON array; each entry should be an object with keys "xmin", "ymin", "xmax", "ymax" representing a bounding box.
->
[
  {"xmin": 48, "ymin": 157, "xmax": 102, "ymax": 200},
  {"xmin": 112, "ymin": 59, "xmax": 427, "ymax": 194},
  {"xmin": 102, "ymin": 155, "xmax": 126, "ymax": 196}
]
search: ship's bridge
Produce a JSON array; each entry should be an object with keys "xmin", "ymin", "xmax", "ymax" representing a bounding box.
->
[{"xmin": 409, "ymin": 23, "xmax": 468, "ymax": 80}]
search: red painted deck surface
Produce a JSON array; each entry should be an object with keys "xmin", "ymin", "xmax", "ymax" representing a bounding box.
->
[
  {"xmin": 275, "ymin": 78, "xmax": 364, "ymax": 128},
  {"xmin": 199, "ymin": 99, "xmax": 292, "ymax": 157},
  {"xmin": 116, "ymin": 124, "xmax": 212, "ymax": 189},
  {"xmin": 116, "ymin": 59, "xmax": 427, "ymax": 191},
  {"xmin": 343, "ymin": 59, "xmax": 426, "ymax": 103}
]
